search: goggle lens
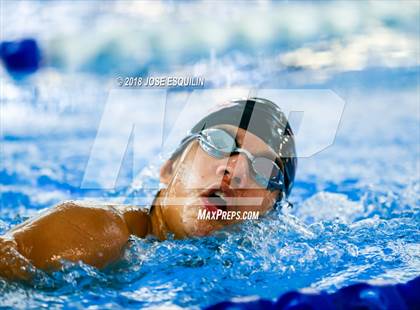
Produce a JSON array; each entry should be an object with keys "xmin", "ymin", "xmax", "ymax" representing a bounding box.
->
[
  {"xmin": 252, "ymin": 157, "xmax": 279, "ymax": 181},
  {"xmin": 201, "ymin": 129, "xmax": 236, "ymax": 154},
  {"xmin": 199, "ymin": 129, "xmax": 281, "ymax": 189}
]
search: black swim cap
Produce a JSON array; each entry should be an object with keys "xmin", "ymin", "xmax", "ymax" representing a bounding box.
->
[{"xmin": 172, "ymin": 97, "xmax": 297, "ymax": 198}]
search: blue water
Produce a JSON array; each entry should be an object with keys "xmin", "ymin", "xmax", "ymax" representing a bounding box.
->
[{"xmin": 1, "ymin": 1, "xmax": 419, "ymax": 309}]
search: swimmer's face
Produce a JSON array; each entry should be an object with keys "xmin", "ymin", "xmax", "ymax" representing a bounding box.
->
[{"xmin": 158, "ymin": 125, "xmax": 280, "ymax": 238}]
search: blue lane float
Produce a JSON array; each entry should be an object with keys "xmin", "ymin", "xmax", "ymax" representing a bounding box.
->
[
  {"xmin": 0, "ymin": 38, "xmax": 41, "ymax": 76},
  {"xmin": 206, "ymin": 276, "xmax": 420, "ymax": 310}
]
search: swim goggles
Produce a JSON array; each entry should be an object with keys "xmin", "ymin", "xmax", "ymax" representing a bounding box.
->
[{"xmin": 172, "ymin": 128, "xmax": 285, "ymax": 192}]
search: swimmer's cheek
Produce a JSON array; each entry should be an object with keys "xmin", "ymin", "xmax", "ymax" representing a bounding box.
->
[{"xmin": 12, "ymin": 201, "xmax": 131, "ymax": 271}]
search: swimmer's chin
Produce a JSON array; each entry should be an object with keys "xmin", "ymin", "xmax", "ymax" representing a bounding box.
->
[
  {"xmin": 181, "ymin": 217, "xmax": 224, "ymax": 237},
  {"xmin": 178, "ymin": 202, "xmax": 226, "ymax": 237}
]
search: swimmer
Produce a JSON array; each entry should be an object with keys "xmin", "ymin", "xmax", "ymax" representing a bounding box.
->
[{"xmin": 0, "ymin": 97, "xmax": 297, "ymax": 280}]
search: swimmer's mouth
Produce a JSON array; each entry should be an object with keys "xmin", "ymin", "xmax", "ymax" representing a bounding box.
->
[{"xmin": 200, "ymin": 187, "xmax": 234, "ymax": 213}]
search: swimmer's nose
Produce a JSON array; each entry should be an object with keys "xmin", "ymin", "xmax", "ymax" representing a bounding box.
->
[{"xmin": 215, "ymin": 153, "xmax": 251, "ymax": 188}]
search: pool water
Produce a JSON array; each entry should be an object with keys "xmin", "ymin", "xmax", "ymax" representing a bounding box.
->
[{"xmin": 1, "ymin": 1, "xmax": 419, "ymax": 309}]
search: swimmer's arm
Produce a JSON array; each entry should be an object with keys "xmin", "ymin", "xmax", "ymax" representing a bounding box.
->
[{"xmin": 0, "ymin": 201, "xmax": 151, "ymax": 280}]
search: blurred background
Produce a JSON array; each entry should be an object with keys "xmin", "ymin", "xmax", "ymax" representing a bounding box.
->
[
  {"xmin": 0, "ymin": 1, "xmax": 419, "ymax": 308},
  {"xmin": 1, "ymin": 0, "xmax": 418, "ymax": 206}
]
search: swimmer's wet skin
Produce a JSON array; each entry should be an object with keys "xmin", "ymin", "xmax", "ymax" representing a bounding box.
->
[
  {"xmin": 0, "ymin": 201, "xmax": 163, "ymax": 280},
  {"xmin": 0, "ymin": 98, "xmax": 297, "ymax": 281}
]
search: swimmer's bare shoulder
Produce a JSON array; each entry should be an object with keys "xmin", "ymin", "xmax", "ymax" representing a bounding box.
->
[{"xmin": 0, "ymin": 200, "xmax": 151, "ymax": 280}]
